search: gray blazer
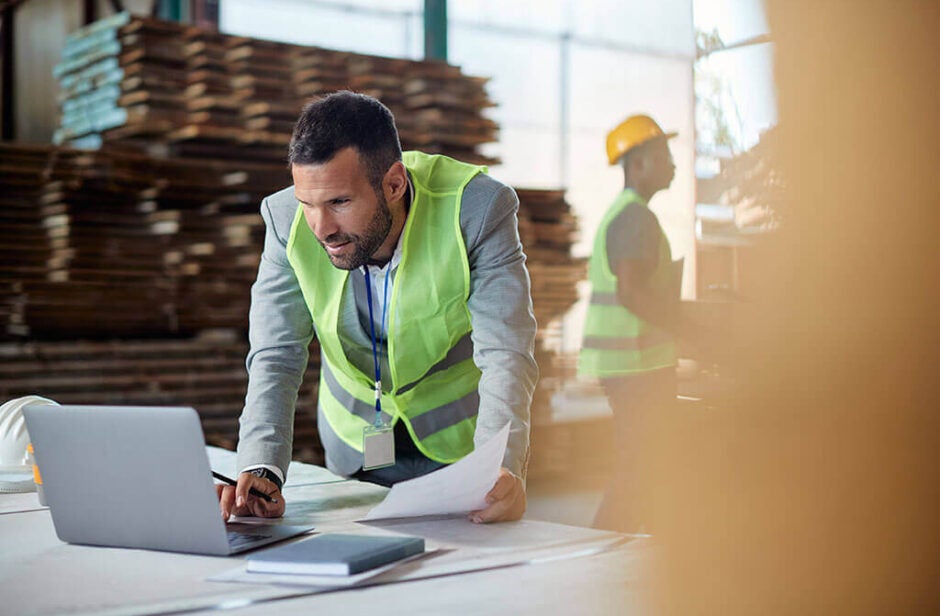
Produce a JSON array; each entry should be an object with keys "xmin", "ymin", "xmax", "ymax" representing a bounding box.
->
[{"xmin": 236, "ymin": 171, "xmax": 538, "ymax": 481}]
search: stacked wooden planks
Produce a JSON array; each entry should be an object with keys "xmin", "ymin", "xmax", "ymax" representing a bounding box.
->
[
  {"xmin": 516, "ymin": 188, "xmax": 587, "ymax": 347},
  {"xmin": 0, "ymin": 332, "xmax": 324, "ymax": 463},
  {"xmin": 515, "ymin": 189, "xmax": 587, "ymax": 428},
  {"xmin": 0, "ymin": 143, "xmax": 290, "ymax": 339},
  {"xmin": 55, "ymin": 14, "xmax": 188, "ymax": 150},
  {"xmin": 0, "ymin": 144, "xmax": 59, "ymax": 337},
  {"xmin": 53, "ymin": 14, "xmax": 499, "ymax": 166}
]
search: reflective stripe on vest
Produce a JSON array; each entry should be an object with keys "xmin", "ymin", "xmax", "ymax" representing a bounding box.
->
[
  {"xmin": 287, "ymin": 151, "xmax": 486, "ymax": 465},
  {"xmin": 578, "ymin": 188, "xmax": 677, "ymax": 377}
]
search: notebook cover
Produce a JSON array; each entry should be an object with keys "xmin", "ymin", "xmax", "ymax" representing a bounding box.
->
[{"xmin": 245, "ymin": 533, "xmax": 425, "ymax": 576}]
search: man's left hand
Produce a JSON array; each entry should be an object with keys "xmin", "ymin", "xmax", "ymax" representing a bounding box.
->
[{"xmin": 469, "ymin": 467, "xmax": 526, "ymax": 523}]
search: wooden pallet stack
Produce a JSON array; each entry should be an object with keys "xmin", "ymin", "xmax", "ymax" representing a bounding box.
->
[
  {"xmin": 291, "ymin": 46, "xmax": 352, "ymax": 101},
  {"xmin": 0, "ymin": 144, "xmax": 294, "ymax": 339},
  {"xmin": 0, "ymin": 333, "xmax": 324, "ymax": 463},
  {"xmin": 516, "ymin": 188, "xmax": 587, "ymax": 343},
  {"xmin": 515, "ymin": 188, "xmax": 587, "ymax": 427},
  {"xmin": 399, "ymin": 72, "xmax": 498, "ymax": 166},
  {"xmin": 54, "ymin": 14, "xmax": 193, "ymax": 150},
  {"xmin": 1, "ymin": 144, "xmax": 60, "ymax": 337},
  {"xmin": 226, "ymin": 37, "xmax": 297, "ymax": 160},
  {"xmin": 170, "ymin": 28, "xmax": 242, "ymax": 160},
  {"xmin": 54, "ymin": 14, "xmax": 500, "ymax": 167}
]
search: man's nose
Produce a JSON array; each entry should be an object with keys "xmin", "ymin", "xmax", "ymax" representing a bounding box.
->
[{"xmin": 307, "ymin": 208, "xmax": 338, "ymax": 241}]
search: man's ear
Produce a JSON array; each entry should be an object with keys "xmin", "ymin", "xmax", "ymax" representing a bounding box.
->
[{"xmin": 383, "ymin": 161, "xmax": 409, "ymax": 203}]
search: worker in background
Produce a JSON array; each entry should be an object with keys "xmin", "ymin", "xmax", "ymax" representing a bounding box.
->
[
  {"xmin": 217, "ymin": 91, "xmax": 538, "ymax": 524},
  {"xmin": 579, "ymin": 114, "xmax": 682, "ymax": 533}
]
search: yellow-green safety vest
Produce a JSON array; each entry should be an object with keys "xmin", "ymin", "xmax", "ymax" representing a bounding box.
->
[
  {"xmin": 579, "ymin": 188, "xmax": 677, "ymax": 377},
  {"xmin": 286, "ymin": 151, "xmax": 485, "ymax": 464}
]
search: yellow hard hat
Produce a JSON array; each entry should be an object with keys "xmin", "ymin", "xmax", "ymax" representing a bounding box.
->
[{"xmin": 606, "ymin": 114, "xmax": 677, "ymax": 165}]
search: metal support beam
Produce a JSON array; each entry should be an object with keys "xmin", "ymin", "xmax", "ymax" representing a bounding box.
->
[
  {"xmin": 192, "ymin": 0, "xmax": 219, "ymax": 30},
  {"xmin": 83, "ymin": 0, "xmax": 97, "ymax": 25},
  {"xmin": 152, "ymin": 0, "xmax": 186, "ymax": 22},
  {"xmin": 423, "ymin": 0, "xmax": 446, "ymax": 61}
]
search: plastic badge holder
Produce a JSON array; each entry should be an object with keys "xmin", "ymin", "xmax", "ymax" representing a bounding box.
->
[{"xmin": 362, "ymin": 423, "xmax": 395, "ymax": 471}]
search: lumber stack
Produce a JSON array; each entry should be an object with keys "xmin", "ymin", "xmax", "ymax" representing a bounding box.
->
[
  {"xmin": 514, "ymin": 188, "xmax": 587, "ymax": 427},
  {"xmin": 53, "ymin": 14, "xmax": 499, "ymax": 166},
  {"xmin": 0, "ymin": 144, "xmax": 59, "ymax": 337},
  {"xmin": 516, "ymin": 188, "xmax": 587, "ymax": 347},
  {"xmin": 0, "ymin": 143, "xmax": 290, "ymax": 339},
  {"xmin": 0, "ymin": 333, "xmax": 324, "ymax": 463},
  {"xmin": 54, "ymin": 14, "xmax": 191, "ymax": 150}
]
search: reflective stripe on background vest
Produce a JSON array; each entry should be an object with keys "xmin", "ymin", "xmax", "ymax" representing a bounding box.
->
[
  {"xmin": 579, "ymin": 188, "xmax": 677, "ymax": 377},
  {"xmin": 286, "ymin": 151, "xmax": 485, "ymax": 465}
]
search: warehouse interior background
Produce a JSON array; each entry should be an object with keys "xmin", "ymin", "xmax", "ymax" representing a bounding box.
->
[{"xmin": 2, "ymin": 0, "xmax": 938, "ymax": 611}]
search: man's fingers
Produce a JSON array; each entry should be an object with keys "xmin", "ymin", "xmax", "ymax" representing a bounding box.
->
[
  {"xmin": 248, "ymin": 490, "xmax": 285, "ymax": 518},
  {"xmin": 218, "ymin": 485, "xmax": 236, "ymax": 521},
  {"xmin": 471, "ymin": 471, "xmax": 526, "ymax": 524},
  {"xmin": 471, "ymin": 498, "xmax": 510, "ymax": 524},
  {"xmin": 235, "ymin": 474, "xmax": 255, "ymax": 510},
  {"xmin": 234, "ymin": 472, "xmax": 286, "ymax": 519},
  {"xmin": 485, "ymin": 472, "xmax": 514, "ymax": 504}
]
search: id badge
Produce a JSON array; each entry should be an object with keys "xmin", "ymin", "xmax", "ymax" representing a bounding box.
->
[{"xmin": 363, "ymin": 422, "xmax": 395, "ymax": 470}]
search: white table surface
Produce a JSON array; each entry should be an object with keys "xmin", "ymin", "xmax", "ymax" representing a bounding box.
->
[{"xmin": 0, "ymin": 448, "xmax": 647, "ymax": 616}]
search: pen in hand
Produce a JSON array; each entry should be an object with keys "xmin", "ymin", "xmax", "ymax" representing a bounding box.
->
[{"xmin": 212, "ymin": 471, "xmax": 278, "ymax": 504}]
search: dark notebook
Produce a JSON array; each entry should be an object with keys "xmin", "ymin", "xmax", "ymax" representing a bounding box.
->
[{"xmin": 245, "ymin": 533, "xmax": 425, "ymax": 576}]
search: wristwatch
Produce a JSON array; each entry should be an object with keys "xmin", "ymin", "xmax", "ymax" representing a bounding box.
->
[{"xmin": 247, "ymin": 468, "xmax": 282, "ymax": 491}]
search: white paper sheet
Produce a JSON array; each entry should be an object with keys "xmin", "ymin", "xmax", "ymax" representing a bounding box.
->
[{"xmin": 361, "ymin": 423, "xmax": 510, "ymax": 521}]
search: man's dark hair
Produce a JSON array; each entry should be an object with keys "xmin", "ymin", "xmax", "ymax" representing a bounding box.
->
[{"xmin": 288, "ymin": 91, "xmax": 403, "ymax": 193}]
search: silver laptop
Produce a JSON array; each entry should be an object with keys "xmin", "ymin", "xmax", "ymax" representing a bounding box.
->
[{"xmin": 22, "ymin": 404, "xmax": 312, "ymax": 556}]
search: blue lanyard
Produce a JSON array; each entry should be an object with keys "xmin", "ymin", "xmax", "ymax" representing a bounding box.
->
[{"xmin": 363, "ymin": 266, "xmax": 391, "ymax": 426}]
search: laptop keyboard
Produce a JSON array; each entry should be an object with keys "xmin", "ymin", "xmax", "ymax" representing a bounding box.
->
[{"xmin": 227, "ymin": 531, "xmax": 273, "ymax": 549}]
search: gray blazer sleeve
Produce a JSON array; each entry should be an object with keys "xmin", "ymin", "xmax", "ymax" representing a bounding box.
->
[
  {"xmin": 461, "ymin": 175, "xmax": 539, "ymax": 478},
  {"xmin": 236, "ymin": 188, "xmax": 314, "ymax": 480}
]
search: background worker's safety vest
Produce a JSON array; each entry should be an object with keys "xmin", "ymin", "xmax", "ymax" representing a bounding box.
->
[
  {"xmin": 579, "ymin": 189, "xmax": 677, "ymax": 377},
  {"xmin": 286, "ymin": 151, "xmax": 485, "ymax": 466}
]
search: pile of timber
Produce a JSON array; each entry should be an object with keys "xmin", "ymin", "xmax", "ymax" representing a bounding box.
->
[
  {"xmin": 516, "ymin": 188, "xmax": 587, "ymax": 347},
  {"xmin": 0, "ymin": 142, "xmax": 290, "ymax": 339},
  {"xmin": 514, "ymin": 189, "xmax": 586, "ymax": 427},
  {"xmin": 54, "ymin": 13, "xmax": 498, "ymax": 165},
  {"xmin": 0, "ymin": 332, "xmax": 324, "ymax": 464}
]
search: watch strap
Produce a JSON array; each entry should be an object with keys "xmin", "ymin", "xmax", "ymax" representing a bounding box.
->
[{"xmin": 247, "ymin": 467, "xmax": 283, "ymax": 491}]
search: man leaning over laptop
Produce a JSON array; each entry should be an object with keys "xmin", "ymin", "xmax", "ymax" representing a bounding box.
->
[{"xmin": 216, "ymin": 92, "xmax": 538, "ymax": 524}]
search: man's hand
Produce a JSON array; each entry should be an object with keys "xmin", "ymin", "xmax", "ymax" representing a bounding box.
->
[
  {"xmin": 469, "ymin": 467, "xmax": 526, "ymax": 524},
  {"xmin": 217, "ymin": 472, "xmax": 285, "ymax": 521}
]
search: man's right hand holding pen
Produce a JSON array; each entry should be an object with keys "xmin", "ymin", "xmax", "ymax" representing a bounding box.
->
[{"xmin": 216, "ymin": 471, "xmax": 285, "ymax": 521}]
